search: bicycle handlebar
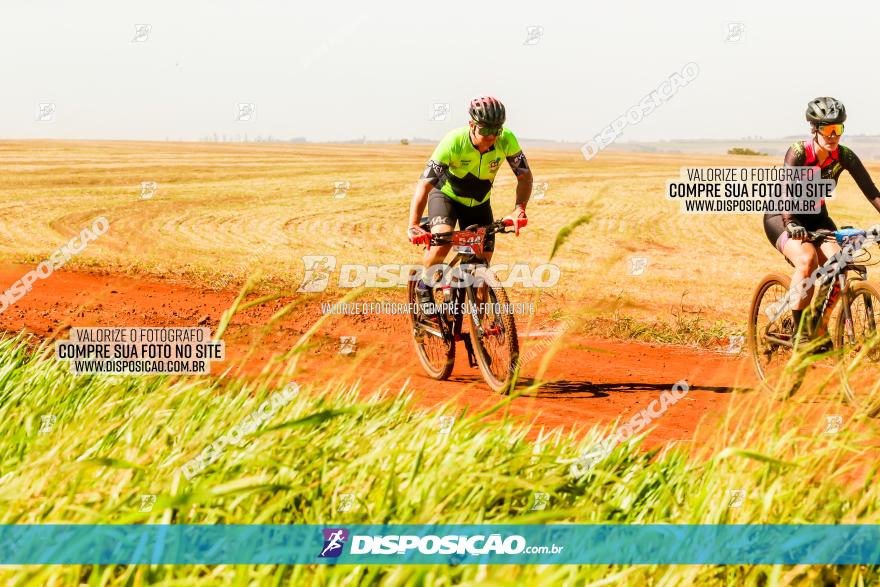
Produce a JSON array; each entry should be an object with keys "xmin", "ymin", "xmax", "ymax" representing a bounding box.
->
[
  {"xmin": 805, "ymin": 226, "xmax": 880, "ymax": 244},
  {"xmin": 805, "ymin": 229, "xmax": 836, "ymax": 242},
  {"xmin": 428, "ymin": 219, "xmax": 514, "ymax": 246}
]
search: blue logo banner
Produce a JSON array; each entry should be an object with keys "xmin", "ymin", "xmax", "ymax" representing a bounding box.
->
[{"xmin": 1, "ymin": 524, "xmax": 879, "ymax": 565}]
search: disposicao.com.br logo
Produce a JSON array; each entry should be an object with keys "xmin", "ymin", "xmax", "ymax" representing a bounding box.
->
[
  {"xmin": 298, "ymin": 255, "xmax": 560, "ymax": 292},
  {"xmin": 317, "ymin": 528, "xmax": 563, "ymax": 559},
  {"xmin": 319, "ymin": 528, "xmax": 350, "ymax": 558}
]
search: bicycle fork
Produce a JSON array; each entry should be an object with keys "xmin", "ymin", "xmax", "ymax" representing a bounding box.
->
[
  {"xmin": 838, "ymin": 274, "xmax": 879, "ymax": 349},
  {"xmin": 440, "ymin": 257, "xmax": 493, "ymax": 369},
  {"xmin": 445, "ymin": 280, "xmax": 479, "ymax": 368},
  {"xmin": 812, "ymin": 272, "xmax": 846, "ymax": 340},
  {"xmin": 452, "ymin": 293, "xmax": 479, "ymax": 368}
]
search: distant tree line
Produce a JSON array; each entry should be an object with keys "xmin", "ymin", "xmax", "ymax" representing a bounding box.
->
[
  {"xmin": 198, "ymin": 134, "xmax": 308, "ymax": 143},
  {"xmin": 727, "ymin": 147, "xmax": 767, "ymax": 156}
]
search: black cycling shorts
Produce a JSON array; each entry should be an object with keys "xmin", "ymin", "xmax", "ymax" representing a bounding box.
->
[
  {"xmin": 427, "ymin": 188, "xmax": 495, "ymax": 252},
  {"xmin": 763, "ymin": 213, "xmax": 837, "ymax": 253}
]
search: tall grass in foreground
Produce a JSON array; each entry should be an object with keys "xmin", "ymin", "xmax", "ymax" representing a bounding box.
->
[{"xmin": 0, "ymin": 334, "xmax": 878, "ymax": 585}]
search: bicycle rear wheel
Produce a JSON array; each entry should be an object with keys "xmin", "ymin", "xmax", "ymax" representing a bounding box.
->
[
  {"xmin": 407, "ymin": 274, "xmax": 454, "ymax": 380},
  {"xmin": 747, "ymin": 273, "xmax": 805, "ymax": 398},
  {"xmin": 834, "ymin": 280, "xmax": 880, "ymax": 416},
  {"xmin": 467, "ymin": 266, "xmax": 519, "ymax": 394}
]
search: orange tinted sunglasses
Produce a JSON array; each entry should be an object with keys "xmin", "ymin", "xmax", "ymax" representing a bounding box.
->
[{"xmin": 817, "ymin": 124, "xmax": 844, "ymax": 137}]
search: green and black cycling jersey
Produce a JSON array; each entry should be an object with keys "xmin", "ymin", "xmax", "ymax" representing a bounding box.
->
[
  {"xmin": 769, "ymin": 139, "xmax": 880, "ymax": 226},
  {"xmin": 420, "ymin": 126, "xmax": 530, "ymax": 207}
]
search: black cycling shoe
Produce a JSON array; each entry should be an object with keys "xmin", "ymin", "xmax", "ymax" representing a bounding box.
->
[
  {"xmin": 810, "ymin": 336, "xmax": 834, "ymax": 355},
  {"xmin": 791, "ymin": 323, "xmax": 812, "ymax": 352},
  {"xmin": 793, "ymin": 328, "xmax": 833, "ymax": 355}
]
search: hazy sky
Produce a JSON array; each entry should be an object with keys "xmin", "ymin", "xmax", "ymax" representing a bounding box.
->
[{"xmin": 4, "ymin": 0, "xmax": 879, "ymax": 142}]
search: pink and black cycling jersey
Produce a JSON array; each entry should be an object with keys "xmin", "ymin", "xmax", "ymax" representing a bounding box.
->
[{"xmin": 767, "ymin": 139, "xmax": 880, "ymax": 226}]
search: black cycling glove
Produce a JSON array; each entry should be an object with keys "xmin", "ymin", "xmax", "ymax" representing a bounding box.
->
[{"xmin": 785, "ymin": 221, "xmax": 808, "ymax": 240}]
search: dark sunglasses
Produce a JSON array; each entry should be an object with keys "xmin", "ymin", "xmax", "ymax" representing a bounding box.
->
[{"xmin": 474, "ymin": 124, "xmax": 502, "ymax": 137}]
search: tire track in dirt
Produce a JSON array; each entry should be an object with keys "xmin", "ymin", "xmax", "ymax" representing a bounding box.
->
[{"xmin": 0, "ymin": 263, "xmax": 768, "ymax": 448}]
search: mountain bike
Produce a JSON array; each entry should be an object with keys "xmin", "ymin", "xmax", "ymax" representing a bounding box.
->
[
  {"xmin": 407, "ymin": 218, "xmax": 520, "ymax": 393},
  {"xmin": 747, "ymin": 226, "xmax": 880, "ymax": 414}
]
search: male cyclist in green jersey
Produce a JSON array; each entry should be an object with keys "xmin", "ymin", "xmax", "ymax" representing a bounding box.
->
[{"xmin": 406, "ymin": 96, "xmax": 533, "ymax": 310}]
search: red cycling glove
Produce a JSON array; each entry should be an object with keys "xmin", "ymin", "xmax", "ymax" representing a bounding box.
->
[{"xmin": 502, "ymin": 205, "xmax": 528, "ymax": 236}]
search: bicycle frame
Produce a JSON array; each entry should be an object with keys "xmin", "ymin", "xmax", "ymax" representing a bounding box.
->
[
  {"xmin": 413, "ymin": 260, "xmax": 486, "ymax": 344},
  {"xmin": 415, "ymin": 220, "xmax": 512, "ymax": 366},
  {"xmin": 763, "ymin": 230, "xmax": 874, "ymax": 348}
]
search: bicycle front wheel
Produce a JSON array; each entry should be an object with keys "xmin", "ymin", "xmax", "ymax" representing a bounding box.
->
[
  {"xmin": 747, "ymin": 273, "xmax": 805, "ymax": 398},
  {"xmin": 834, "ymin": 280, "xmax": 880, "ymax": 416},
  {"xmin": 407, "ymin": 273, "xmax": 455, "ymax": 380},
  {"xmin": 467, "ymin": 266, "xmax": 519, "ymax": 394}
]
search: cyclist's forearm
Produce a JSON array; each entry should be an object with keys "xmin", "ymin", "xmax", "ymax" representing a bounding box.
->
[
  {"xmin": 846, "ymin": 155, "xmax": 880, "ymax": 209},
  {"xmin": 409, "ymin": 180, "xmax": 433, "ymax": 226},
  {"xmin": 515, "ymin": 171, "xmax": 533, "ymax": 207}
]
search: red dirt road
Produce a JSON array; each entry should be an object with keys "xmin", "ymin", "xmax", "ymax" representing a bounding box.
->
[{"xmin": 0, "ymin": 263, "xmax": 766, "ymax": 447}]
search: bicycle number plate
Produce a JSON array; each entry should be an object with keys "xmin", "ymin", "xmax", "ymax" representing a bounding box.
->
[{"xmin": 451, "ymin": 230, "xmax": 484, "ymax": 256}]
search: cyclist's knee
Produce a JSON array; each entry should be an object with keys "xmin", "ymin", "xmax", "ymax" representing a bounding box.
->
[
  {"xmin": 818, "ymin": 242, "xmax": 841, "ymax": 265},
  {"xmin": 790, "ymin": 250, "xmax": 818, "ymax": 274}
]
